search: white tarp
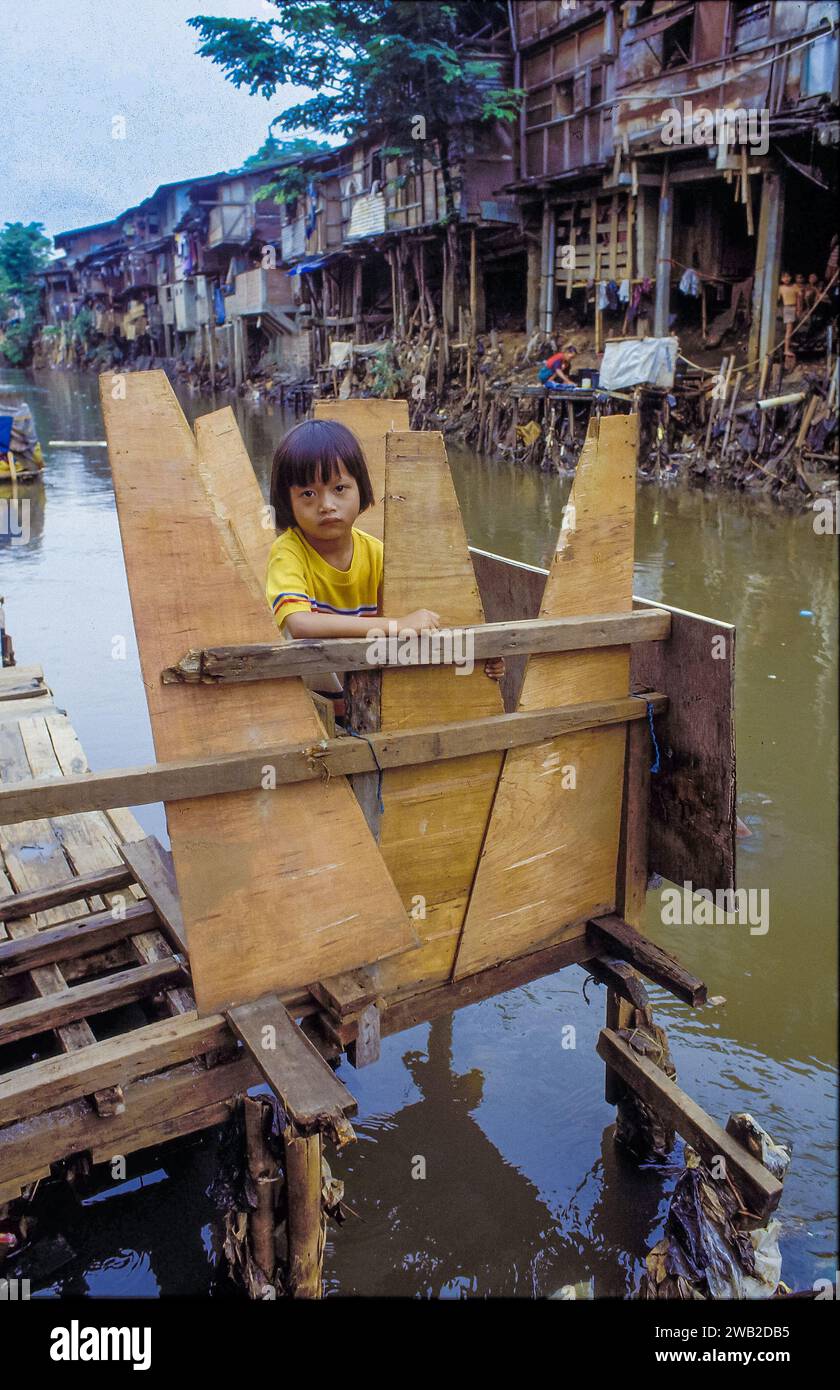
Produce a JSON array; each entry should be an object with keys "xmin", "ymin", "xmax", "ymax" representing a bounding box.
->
[{"xmin": 599, "ymin": 336, "xmax": 678, "ymax": 391}]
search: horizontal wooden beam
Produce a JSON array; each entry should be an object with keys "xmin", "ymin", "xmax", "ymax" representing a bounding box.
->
[
  {"xmin": 162, "ymin": 609, "xmax": 672, "ymax": 684},
  {"xmin": 0, "ymin": 1012, "xmax": 232, "ymax": 1127},
  {"xmin": 587, "ymin": 913, "xmax": 707, "ymax": 1007},
  {"xmin": 0, "ymin": 959, "xmax": 187, "ymax": 1047},
  {"xmin": 0, "ymin": 864, "xmax": 135, "ymax": 922},
  {"xmin": 596, "ymin": 1029, "xmax": 783, "ymax": 1222},
  {"xmin": 0, "ymin": 900, "xmax": 159, "ymax": 977},
  {"xmin": 0, "ymin": 693, "xmax": 667, "ymax": 825}
]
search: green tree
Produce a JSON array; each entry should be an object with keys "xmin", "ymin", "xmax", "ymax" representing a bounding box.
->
[
  {"xmin": 242, "ymin": 133, "xmax": 334, "ymax": 208},
  {"xmin": 189, "ymin": 2, "xmax": 522, "ymax": 224},
  {"xmin": 0, "ymin": 221, "xmax": 52, "ymax": 365}
]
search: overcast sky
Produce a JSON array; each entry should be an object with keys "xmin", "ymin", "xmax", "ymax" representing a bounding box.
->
[{"xmin": 1, "ymin": 0, "xmax": 331, "ymax": 240}]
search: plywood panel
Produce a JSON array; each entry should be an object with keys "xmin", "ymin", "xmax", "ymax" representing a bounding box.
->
[
  {"xmin": 452, "ymin": 415, "xmax": 638, "ymax": 980},
  {"xmin": 469, "ymin": 549, "xmax": 737, "ymax": 895},
  {"xmin": 101, "ymin": 371, "xmax": 414, "ymax": 1013},
  {"xmin": 313, "ymin": 398, "xmax": 409, "ymax": 540},
  {"xmin": 632, "ymin": 599, "xmax": 736, "ymax": 893},
  {"xmin": 374, "ymin": 430, "xmax": 505, "ymax": 995}
]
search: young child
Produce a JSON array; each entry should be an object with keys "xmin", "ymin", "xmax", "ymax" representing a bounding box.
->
[
  {"xmin": 265, "ymin": 419, "xmax": 503, "ymax": 707},
  {"xmin": 778, "ymin": 271, "xmax": 801, "ymax": 358}
]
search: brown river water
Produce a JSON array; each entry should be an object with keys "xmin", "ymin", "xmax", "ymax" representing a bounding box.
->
[{"xmin": 0, "ymin": 367, "xmax": 836, "ymax": 1298}]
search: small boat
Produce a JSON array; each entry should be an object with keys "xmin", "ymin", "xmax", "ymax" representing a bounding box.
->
[{"xmin": 0, "ymin": 402, "xmax": 44, "ymax": 481}]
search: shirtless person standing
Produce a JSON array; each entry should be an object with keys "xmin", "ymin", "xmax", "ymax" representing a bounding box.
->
[{"xmin": 778, "ymin": 271, "xmax": 801, "ymax": 360}]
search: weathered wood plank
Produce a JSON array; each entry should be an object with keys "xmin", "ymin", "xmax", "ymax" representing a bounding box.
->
[
  {"xmin": 0, "ymin": 864, "xmax": 135, "ymax": 922},
  {"xmin": 632, "ymin": 598, "xmax": 736, "ymax": 893},
  {"xmin": 118, "ymin": 837, "xmax": 187, "ymax": 954},
  {"xmin": 0, "ymin": 959, "xmax": 186, "ymax": 1046},
  {"xmin": 24, "ymin": 706, "xmax": 194, "ymax": 1023},
  {"xmin": 225, "ymin": 994, "xmax": 357, "ymax": 1142},
  {"xmin": 0, "ymin": 1053, "xmax": 259, "ymax": 1185},
  {"xmin": 101, "ymin": 370, "xmax": 413, "ymax": 1013},
  {"xmin": 163, "ymin": 610, "xmax": 671, "ymax": 684},
  {"xmin": 0, "ymin": 721, "xmax": 125, "ymax": 1116},
  {"xmin": 0, "ymin": 694, "xmax": 666, "ymax": 823},
  {"xmin": 0, "ymin": 1012, "xmax": 231, "ymax": 1126},
  {"xmin": 452, "ymin": 415, "xmax": 638, "ymax": 980},
  {"xmin": 0, "ymin": 900, "xmax": 157, "ymax": 977},
  {"xmin": 587, "ymin": 913, "xmax": 707, "ymax": 1006},
  {"xmin": 597, "ymin": 1029, "xmax": 783, "ymax": 1221},
  {"xmin": 309, "ymin": 969, "xmax": 378, "ymax": 1019}
]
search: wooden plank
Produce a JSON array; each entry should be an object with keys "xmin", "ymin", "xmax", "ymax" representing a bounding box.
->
[
  {"xmin": 587, "ymin": 955, "xmax": 650, "ymax": 1009},
  {"xmin": 347, "ymin": 1002, "xmax": 380, "ymax": 1069},
  {"xmin": 452, "ymin": 415, "xmax": 638, "ymax": 980},
  {"xmin": 225, "ymin": 994, "xmax": 356, "ymax": 1142},
  {"xmin": 0, "ymin": 959, "xmax": 186, "ymax": 1046},
  {"xmin": 309, "ymin": 969, "xmax": 378, "ymax": 1019},
  {"xmin": 615, "ymin": 714, "xmax": 650, "ymax": 926},
  {"xmin": 0, "ymin": 900, "xmax": 157, "ymax": 976},
  {"xmin": 0, "ymin": 864, "xmax": 134, "ymax": 922},
  {"xmin": 0, "ymin": 1012, "xmax": 231, "ymax": 1126},
  {"xmin": 0, "ymin": 1053, "xmax": 259, "ymax": 1184},
  {"xmin": 597, "ymin": 1029, "xmax": 783, "ymax": 1221},
  {"xmin": 0, "ymin": 694, "xmax": 667, "ymax": 822},
  {"xmin": 37, "ymin": 712, "xmax": 195, "ymax": 1020},
  {"xmin": 380, "ymin": 934, "xmax": 595, "ymax": 1035},
  {"xmin": 375, "ymin": 429, "xmax": 506, "ymax": 995},
  {"xmin": 587, "ymin": 913, "xmax": 707, "ymax": 1006},
  {"xmin": 101, "ymin": 370, "xmax": 414, "ymax": 1013},
  {"xmin": 118, "ymin": 837, "xmax": 187, "ymax": 954},
  {"xmin": 0, "ymin": 722, "xmax": 125, "ymax": 1117},
  {"xmin": 632, "ymin": 598, "xmax": 736, "ymax": 893},
  {"xmin": 469, "ymin": 549, "xmax": 737, "ymax": 896},
  {"xmin": 164, "ymin": 609, "xmax": 671, "ymax": 684},
  {"xmin": 313, "ymin": 398, "xmax": 409, "ymax": 541}
]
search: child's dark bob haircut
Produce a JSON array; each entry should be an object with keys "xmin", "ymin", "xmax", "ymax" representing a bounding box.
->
[{"xmin": 269, "ymin": 419, "xmax": 375, "ymax": 531}]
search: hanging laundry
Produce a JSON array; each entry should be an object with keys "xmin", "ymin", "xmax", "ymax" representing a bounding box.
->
[
  {"xmin": 214, "ymin": 285, "xmax": 226, "ymax": 325},
  {"xmin": 679, "ymin": 268, "xmax": 701, "ymax": 297},
  {"xmin": 606, "ymin": 280, "xmax": 620, "ymax": 311},
  {"xmin": 597, "ymin": 281, "xmax": 609, "ymax": 311},
  {"xmin": 618, "ymin": 279, "xmax": 630, "ymax": 303}
]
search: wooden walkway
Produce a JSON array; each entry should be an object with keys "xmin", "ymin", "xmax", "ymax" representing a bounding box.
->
[{"xmin": 0, "ymin": 663, "xmax": 259, "ymax": 1204}]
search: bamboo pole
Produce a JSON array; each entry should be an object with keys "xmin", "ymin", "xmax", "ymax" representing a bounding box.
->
[
  {"xmin": 283, "ymin": 1127, "xmax": 324, "ymax": 1298},
  {"xmin": 244, "ymin": 1096, "xmax": 279, "ymax": 1283},
  {"xmin": 468, "ymin": 226, "xmax": 477, "ymax": 393}
]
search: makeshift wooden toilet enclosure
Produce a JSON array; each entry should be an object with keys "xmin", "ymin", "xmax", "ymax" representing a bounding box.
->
[{"xmin": 101, "ymin": 374, "xmax": 639, "ymax": 1015}]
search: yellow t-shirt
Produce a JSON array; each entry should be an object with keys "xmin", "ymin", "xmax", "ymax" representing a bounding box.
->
[{"xmin": 266, "ymin": 525, "xmax": 383, "ymax": 631}]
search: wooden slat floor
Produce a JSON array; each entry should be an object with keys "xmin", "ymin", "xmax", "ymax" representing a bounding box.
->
[{"xmin": 0, "ymin": 662, "xmax": 238, "ymax": 1205}]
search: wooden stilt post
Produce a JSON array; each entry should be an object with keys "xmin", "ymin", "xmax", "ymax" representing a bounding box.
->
[
  {"xmin": 283, "ymin": 1127, "xmax": 324, "ymax": 1299},
  {"xmin": 207, "ymin": 317, "xmax": 216, "ymax": 394},
  {"xmin": 243, "ymin": 1096, "xmax": 279, "ymax": 1283},
  {"xmin": 654, "ymin": 160, "xmax": 673, "ymax": 338}
]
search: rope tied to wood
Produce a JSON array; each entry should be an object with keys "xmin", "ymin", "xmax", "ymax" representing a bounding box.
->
[
  {"xmin": 646, "ymin": 701, "xmax": 661, "ymax": 775},
  {"xmin": 345, "ymin": 728, "xmax": 385, "ymax": 813}
]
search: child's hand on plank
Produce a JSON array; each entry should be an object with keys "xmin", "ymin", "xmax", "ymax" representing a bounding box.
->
[
  {"xmin": 396, "ymin": 609, "xmax": 441, "ymax": 632},
  {"xmin": 483, "ymin": 657, "xmax": 505, "ymax": 682}
]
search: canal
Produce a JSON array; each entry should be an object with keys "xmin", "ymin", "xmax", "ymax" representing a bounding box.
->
[{"xmin": 1, "ymin": 367, "xmax": 836, "ymax": 1297}]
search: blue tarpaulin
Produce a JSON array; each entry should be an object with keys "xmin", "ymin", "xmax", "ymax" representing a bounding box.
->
[{"xmin": 288, "ymin": 256, "xmax": 334, "ymax": 276}]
